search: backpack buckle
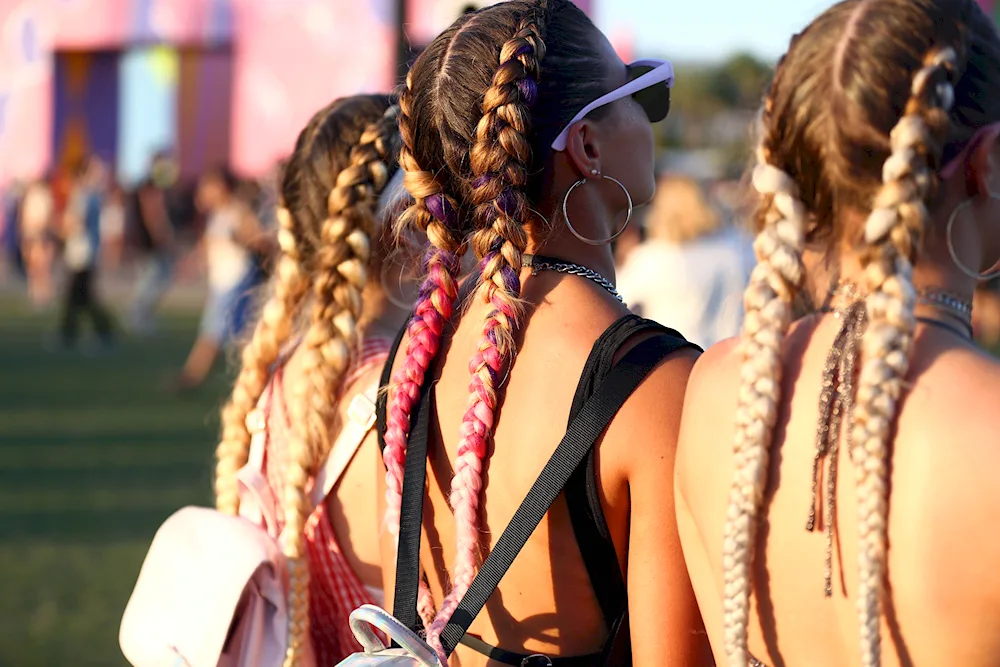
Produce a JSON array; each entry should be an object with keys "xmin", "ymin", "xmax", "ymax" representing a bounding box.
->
[{"xmin": 521, "ymin": 655, "xmax": 553, "ymax": 667}]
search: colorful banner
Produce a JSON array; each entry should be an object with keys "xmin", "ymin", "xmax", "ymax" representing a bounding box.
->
[
  {"xmin": 177, "ymin": 47, "xmax": 232, "ymax": 181},
  {"xmin": 118, "ymin": 47, "xmax": 178, "ymax": 184},
  {"xmin": 52, "ymin": 50, "xmax": 120, "ymax": 171},
  {"xmin": 0, "ymin": 0, "xmax": 429, "ymax": 184}
]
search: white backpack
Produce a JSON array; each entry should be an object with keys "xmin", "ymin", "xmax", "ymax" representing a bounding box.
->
[{"xmin": 120, "ymin": 379, "xmax": 381, "ymax": 667}]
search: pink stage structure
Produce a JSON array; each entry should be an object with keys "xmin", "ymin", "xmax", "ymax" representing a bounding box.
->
[{"xmin": 0, "ymin": 0, "xmax": 598, "ymax": 187}]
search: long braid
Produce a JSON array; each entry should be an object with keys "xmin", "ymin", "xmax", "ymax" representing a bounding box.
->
[
  {"xmin": 215, "ymin": 205, "xmax": 310, "ymax": 515},
  {"xmin": 851, "ymin": 47, "xmax": 959, "ymax": 667},
  {"xmin": 722, "ymin": 104, "xmax": 808, "ymax": 666},
  {"xmin": 382, "ymin": 71, "xmax": 465, "ymax": 631},
  {"xmin": 423, "ymin": 14, "xmax": 547, "ymax": 661},
  {"xmin": 279, "ymin": 106, "xmax": 400, "ymax": 667}
]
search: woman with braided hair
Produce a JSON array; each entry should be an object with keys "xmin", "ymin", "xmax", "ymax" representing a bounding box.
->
[
  {"xmin": 212, "ymin": 94, "xmax": 413, "ymax": 665},
  {"xmin": 675, "ymin": 1, "xmax": 1000, "ymax": 666},
  {"xmin": 374, "ymin": 1, "xmax": 707, "ymax": 665}
]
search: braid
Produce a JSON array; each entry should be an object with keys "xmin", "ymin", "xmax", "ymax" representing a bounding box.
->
[
  {"xmin": 423, "ymin": 14, "xmax": 547, "ymax": 660},
  {"xmin": 722, "ymin": 105, "xmax": 808, "ymax": 666},
  {"xmin": 851, "ymin": 47, "xmax": 958, "ymax": 667},
  {"xmin": 215, "ymin": 205, "xmax": 310, "ymax": 515},
  {"xmin": 278, "ymin": 107, "xmax": 400, "ymax": 667},
  {"xmin": 382, "ymin": 72, "xmax": 464, "ymax": 631}
]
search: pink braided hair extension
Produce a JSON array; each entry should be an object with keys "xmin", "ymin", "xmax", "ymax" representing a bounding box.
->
[
  {"xmin": 381, "ymin": 194, "xmax": 463, "ymax": 631},
  {"xmin": 423, "ymin": 15, "xmax": 545, "ymax": 661}
]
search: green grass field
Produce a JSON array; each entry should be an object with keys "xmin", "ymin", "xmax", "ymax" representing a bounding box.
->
[
  {"xmin": 1, "ymin": 292, "xmax": 997, "ymax": 667},
  {"xmin": 0, "ymin": 298, "xmax": 230, "ymax": 667}
]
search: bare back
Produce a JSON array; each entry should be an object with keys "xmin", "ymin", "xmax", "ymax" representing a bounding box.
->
[
  {"xmin": 676, "ymin": 315, "xmax": 1000, "ymax": 667},
  {"xmin": 380, "ymin": 274, "xmax": 705, "ymax": 666}
]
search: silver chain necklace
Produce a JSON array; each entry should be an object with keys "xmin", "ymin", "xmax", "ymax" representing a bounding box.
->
[{"xmin": 522, "ymin": 254, "xmax": 625, "ymax": 305}]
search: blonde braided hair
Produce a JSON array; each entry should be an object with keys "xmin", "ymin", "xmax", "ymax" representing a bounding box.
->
[
  {"xmin": 423, "ymin": 14, "xmax": 547, "ymax": 660},
  {"xmin": 215, "ymin": 204, "xmax": 310, "ymax": 515},
  {"xmin": 718, "ymin": 0, "xmax": 1000, "ymax": 662},
  {"xmin": 722, "ymin": 113, "xmax": 807, "ymax": 666},
  {"xmin": 281, "ymin": 105, "xmax": 400, "ymax": 667},
  {"xmin": 850, "ymin": 47, "xmax": 958, "ymax": 666}
]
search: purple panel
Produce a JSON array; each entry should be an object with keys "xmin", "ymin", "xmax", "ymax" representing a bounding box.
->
[
  {"xmin": 177, "ymin": 48, "xmax": 233, "ymax": 181},
  {"xmin": 52, "ymin": 51, "xmax": 120, "ymax": 171}
]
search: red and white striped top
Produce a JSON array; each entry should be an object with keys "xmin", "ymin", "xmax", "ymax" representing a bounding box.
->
[{"xmin": 260, "ymin": 336, "xmax": 392, "ymax": 664}]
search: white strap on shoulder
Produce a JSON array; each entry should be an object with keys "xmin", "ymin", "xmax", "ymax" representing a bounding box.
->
[
  {"xmin": 310, "ymin": 378, "xmax": 380, "ymax": 507},
  {"xmin": 245, "ymin": 381, "xmax": 274, "ymax": 471}
]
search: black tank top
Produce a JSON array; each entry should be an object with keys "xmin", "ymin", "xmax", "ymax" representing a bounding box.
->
[{"xmin": 375, "ymin": 314, "xmax": 700, "ymax": 666}]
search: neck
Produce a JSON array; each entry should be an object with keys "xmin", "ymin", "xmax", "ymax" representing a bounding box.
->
[
  {"xmin": 525, "ymin": 214, "xmax": 619, "ymax": 286},
  {"xmin": 810, "ymin": 244, "xmax": 977, "ymax": 309}
]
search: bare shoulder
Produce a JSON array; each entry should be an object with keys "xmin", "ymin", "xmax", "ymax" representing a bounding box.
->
[
  {"xmin": 673, "ymin": 336, "xmax": 742, "ymax": 497},
  {"xmin": 905, "ymin": 342, "xmax": 1000, "ymax": 463},
  {"xmin": 606, "ymin": 332, "xmax": 701, "ymax": 475},
  {"xmin": 898, "ymin": 344, "xmax": 1000, "ymax": 628},
  {"xmin": 687, "ymin": 335, "xmax": 742, "ymax": 396},
  {"xmin": 681, "ymin": 335, "xmax": 743, "ymax": 433}
]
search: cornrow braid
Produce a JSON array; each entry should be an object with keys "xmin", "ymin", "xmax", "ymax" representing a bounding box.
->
[
  {"xmin": 722, "ymin": 109, "xmax": 808, "ymax": 666},
  {"xmin": 850, "ymin": 46, "xmax": 959, "ymax": 667},
  {"xmin": 382, "ymin": 71, "xmax": 465, "ymax": 632},
  {"xmin": 215, "ymin": 205, "xmax": 310, "ymax": 515},
  {"xmin": 423, "ymin": 13, "xmax": 547, "ymax": 661},
  {"xmin": 280, "ymin": 105, "xmax": 400, "ymax": 667}
]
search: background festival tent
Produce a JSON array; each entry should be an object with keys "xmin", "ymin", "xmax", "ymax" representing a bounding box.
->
[
  {"xmin": 0, "ymin": 0, "xmax": 396, "ymax": 186},
  {"xmin": 0, "ymin": 0, "xmax": 595, "ymax": 187}
]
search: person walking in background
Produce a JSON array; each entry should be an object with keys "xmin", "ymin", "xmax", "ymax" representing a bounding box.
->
[
  {"xmin": 100, "ymin": 183, "xmax": 127, "ymax": 271},
  {"xmin": 57, "ymin": 157, "xmax": 115, "ymax": 351},
  {"xmin": 1, "ymin": 180, "xmax": 25, "ymax": 280},
  {"xmin": 126, "ymin": 152, "xmax": 179, "ymax": 335},
  {"xmin": 171, "ymin": 167, "xmax": 271, "ymax": 390},
  {"xmin": 617, "ymin": 173, "xmax": 752, "ymax": 348},
  {"xmin": 675, "ymin": 1, "xmax": 1000, "ymax": 665},
  {"xmin": 19, "ymin": 175, "xmax": 56, "ymax": 308}
]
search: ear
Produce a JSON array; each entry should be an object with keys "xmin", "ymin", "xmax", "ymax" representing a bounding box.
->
[
  {"xmin": 562, "ymin": 120, "xmax": 604, "ymax": 180},
  {"xmin": 966, "ymin": 126, "xmax": 1000, "ymax": 198}
]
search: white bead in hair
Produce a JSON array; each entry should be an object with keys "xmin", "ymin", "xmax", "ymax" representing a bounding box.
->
[
  {"xmin": 864, "ymin": 208, "xmax": 898, "ymax": 244},
  {"xmin": 752, "ymin": 163, "xmax": 799, "ymax": 197},
  {"xmin": 278, "ymin": 228, "xmax": 297, "ymax": 254},
  {"xmin": 937, "ymin": 82, "xmax": 955, "ymax": 112},
  {"xmin": 930, "ymin": 46, "xmax": 958, "ymax": 69},
  {"xmin": 911, "ymin": 67, "xmax": 934, "ymax": 96},
  {"xmin": 889, "ymin": 116, "xmax": 930, "ymax": 153}
]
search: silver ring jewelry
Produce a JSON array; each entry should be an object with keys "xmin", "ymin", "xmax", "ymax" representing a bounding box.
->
[{"xmin": 561, "ymin": 174, "xmax": 633, "ymax": 246}]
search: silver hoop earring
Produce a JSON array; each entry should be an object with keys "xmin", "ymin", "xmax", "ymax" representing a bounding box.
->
[
  {"xmin": 561, "ymin": 173, "xmax": 633, "ymax": 246},
  {"xmin": 946, "ymin": 194, "xmax": 1000, "ymax": 281}
]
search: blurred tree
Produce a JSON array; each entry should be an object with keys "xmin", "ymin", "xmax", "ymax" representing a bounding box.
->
[
  {"xmin": 717, "ymin": 52, "xmax": 772, "ymax": 108},
  {"xmin": 657, "ymin": 52, "xmax": 773, "ymax": 175}
]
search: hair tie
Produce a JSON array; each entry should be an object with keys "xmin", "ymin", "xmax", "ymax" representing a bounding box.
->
[{"xmin": 752, "ymin": 163, "xmax": 799, "ymax": 198}]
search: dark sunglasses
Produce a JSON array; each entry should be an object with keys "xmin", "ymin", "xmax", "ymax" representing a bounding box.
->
[{"xmin": 551, "ymin": 58, "xmax": 675, "ymax": 151}]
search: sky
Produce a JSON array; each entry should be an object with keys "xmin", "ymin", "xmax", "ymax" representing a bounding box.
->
[{"xmin": 597, "ymin": 0, "xmax": 835, "ymax": 62}]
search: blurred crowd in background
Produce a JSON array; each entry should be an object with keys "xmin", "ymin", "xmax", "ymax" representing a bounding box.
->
[
  {"xmin": 3, "ymin": 141, "xmax": 1000, "ymax": 385},
  {"xmin": 0, "ymin": 151, "xmax": 281, "ymax": 384}
]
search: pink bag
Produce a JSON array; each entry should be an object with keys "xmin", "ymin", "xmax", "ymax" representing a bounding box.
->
[{"xmin": 120, "ymin": 380, "xmax": 380, "ymax": 667}]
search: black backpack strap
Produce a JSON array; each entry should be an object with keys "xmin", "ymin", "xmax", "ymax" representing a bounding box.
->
[
  {"xmin": 563, "ymin": 317, "xmax": 697, "ymax": 665},
  {"xmin": 564, "ymin": 316, "xmax": 677, "ymax": 621},
  {"xmin": 373, "ymin": 316, "xmax": 427, "ymax": 633},
  {"xmin": 438, "ymin": 333, "xmax": 692, "ymax": 657},
  {"xmin": 376, "ymin": 319, "xmax": 410, "ymax": 454},
  {"xmin": 391, "ymin": 377, "xmax": 435, "ymax": 633}
]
